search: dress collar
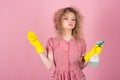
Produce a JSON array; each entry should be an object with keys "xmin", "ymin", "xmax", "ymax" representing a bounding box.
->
[{"xmin": 55, "ymin": 35, "xmax": 75, "ymax": 42}]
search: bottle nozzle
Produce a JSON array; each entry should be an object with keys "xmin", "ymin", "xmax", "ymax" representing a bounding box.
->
[{"xmin": 97, "ymin": 41, "xmax": 104, "ymax": 47}]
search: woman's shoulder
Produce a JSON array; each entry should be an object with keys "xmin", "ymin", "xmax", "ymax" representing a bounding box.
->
[
  {"xmin": 47, "ymin": 36, "xmax": 60, "ymax": 48},
  {"xmin": 47, "ymin": 36, "xmax": 57, "ymax": 40},
  {"xmin": 76, "ymin": 38, "xmax": 86, "ymax": 43},
  {"xmin": 80, "ymin": 38, "xmax": 87, "ymax": 47},
  {"xmin": 76, "ymin": 38, "xmax": 86, "ymax": 46},
  {"xmin": 80, "ymin": 38, "xmax": 86, "ymax": 43},
  {"xmin": 47, "ymin": 36, "xmax": 59, "ymax": 43}
]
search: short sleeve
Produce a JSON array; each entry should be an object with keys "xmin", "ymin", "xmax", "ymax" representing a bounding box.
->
[
  {"xmin": 46, "ymin": 38, "xmax": 54, "ymax": 54},
  {"xmin": 81, "ymin": 39, "xmax": 87, "ymax": 56}
]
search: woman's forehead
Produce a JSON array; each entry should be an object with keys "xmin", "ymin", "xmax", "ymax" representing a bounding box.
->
[{"xmin": 63, "ymin": 12, "xmax": 76, "ymax": 17}]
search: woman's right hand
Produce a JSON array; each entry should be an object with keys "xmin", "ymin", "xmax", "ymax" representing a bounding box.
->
[{"xmin": 27, "ymin": 31, "xmax": 45, "ymax": 54}]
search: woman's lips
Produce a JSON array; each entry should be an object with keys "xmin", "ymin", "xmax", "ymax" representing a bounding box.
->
[{"xmin": 68, "ymin": 24, "xmax": 73, "ymax": 27}]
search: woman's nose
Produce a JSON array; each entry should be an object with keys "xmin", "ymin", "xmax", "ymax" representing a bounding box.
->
[{"xmin": 68, "ymin": 19, "xmax": 72, "ymax": 23}]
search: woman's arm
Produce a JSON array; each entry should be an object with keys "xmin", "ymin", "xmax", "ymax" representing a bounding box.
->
[
  {"xmin": 27, "ymin": 31, "xmax": 54, "ymax": 70},
  {"xmin": 39, "ymin": 52, "xmax": 54, "ymax": 70},
  {"xmin": 80, "ymin": 56, "xmax": 88, "ymax": 70}
]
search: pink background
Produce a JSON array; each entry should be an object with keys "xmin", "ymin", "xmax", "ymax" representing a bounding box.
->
[{"xmin": 0, "ymin": 0, "xmax": 120, "ymax": 80}]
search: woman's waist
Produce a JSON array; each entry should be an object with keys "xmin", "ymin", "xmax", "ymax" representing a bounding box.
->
[
  {"xmin": 55, "ymin": 62, "xmax": 80, "ymax": 68},
  {"xmin": 52, "ymin": 67, "xmax": 85, "ymax": 79},
  {"xmin": 55, "ymin": 65, "xmax": 82, "ymax": 71}
]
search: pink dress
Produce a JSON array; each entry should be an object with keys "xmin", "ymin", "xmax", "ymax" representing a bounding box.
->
[{"xmin": 46, "ymin": 36, "xmax": 87, "ymax": 80}]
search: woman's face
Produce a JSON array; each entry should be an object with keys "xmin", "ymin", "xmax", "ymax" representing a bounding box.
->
[{"xmin": 61, "ymin": 12, "xmax": 76, "ymax": 30}]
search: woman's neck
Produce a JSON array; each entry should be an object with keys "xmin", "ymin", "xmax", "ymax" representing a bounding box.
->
[{"xmin": 62, "ymin": 30, "xmax": 72, "ymax": 41}]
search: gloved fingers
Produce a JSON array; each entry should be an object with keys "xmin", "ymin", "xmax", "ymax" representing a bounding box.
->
[
  {"xmin": 95, "ymin": 45, "xmax": 103, "ymax": 54},
  {"xmin": 27, "ymin": 31, "xmax": 38, "ymax": 44},
  {"xmin": 90, "ymin": 44, "xmax": 98, "ymax": 52}
]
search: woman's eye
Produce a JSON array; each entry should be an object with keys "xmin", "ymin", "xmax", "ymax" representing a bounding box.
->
[
  {"xmin": 64, "ymin": 18, "xmax": 68, "ymax": 20},
  {"xmin": 72, "ymin": 19, "xmax": 76, "ymax": 21}
]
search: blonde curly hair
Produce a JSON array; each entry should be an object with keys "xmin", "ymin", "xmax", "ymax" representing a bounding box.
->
[{"xmin": 53, "ymin": 7, "xmax": 84, "ymax": 41}]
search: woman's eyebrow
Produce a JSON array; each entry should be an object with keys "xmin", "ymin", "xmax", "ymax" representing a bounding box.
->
[
  {"xmin": 64, "ymin": 15, "xmax": 76, "ymax": 18},
  {"xmin": 63, "ymin": 15, "xmax": 68, "ymax": 17}
]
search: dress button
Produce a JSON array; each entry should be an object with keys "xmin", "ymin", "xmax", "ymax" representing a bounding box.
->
[
  {"xmin": 66, "ymin": 51, "xmax": 68, "ymax": 53},
  {"xmin": 66, "ymin": 65, "xmax": 69, "ymax": 68}
]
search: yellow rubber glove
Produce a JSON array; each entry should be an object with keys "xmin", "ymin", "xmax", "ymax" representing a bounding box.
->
[
  {"xmin": 84, "ymin": 41, "xmax": 104, "ymax": 62},
  {"xmin": 27, "ymin": 31, "xmax": 45, "ymax": 54}
]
